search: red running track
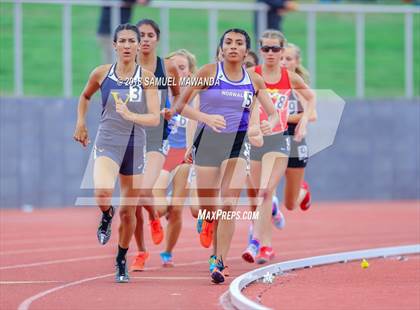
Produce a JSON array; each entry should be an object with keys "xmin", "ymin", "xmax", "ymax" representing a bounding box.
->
[
  {"xmin": 0, "ymin": 201, "xmax": 418, "ymax": 310},
  {"xmin": 244, "ymin": 255, "xmax": 420, "ymax": 310}
]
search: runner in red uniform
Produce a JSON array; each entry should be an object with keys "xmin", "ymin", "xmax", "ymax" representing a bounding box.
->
[{"xmin": 243, "ymin": 30, "xmax": 315, "ymax": 264}]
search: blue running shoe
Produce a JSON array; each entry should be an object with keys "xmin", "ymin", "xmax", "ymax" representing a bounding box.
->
[
  {"xmin": 160, "ymin": 251, "xmax": 174, "ymax": 267},
  {"xmin": 248, "ymin": 223, "xmax": 253, "ymax": 244},
  {"xmin": 272, "ymin": 196, "xmax": 286, "ymax": 230},
  {"xmin": 210, "ymin": 257, "xmax": 225, "ymax": 284},
  {"xmin": 115, "ymin": 258, "xmax": 129, "ymax": 283},
  {"xmin": 242, "ymin": 239, "xmax": 260, "ymax": 263},
  {"xmin": 208, "ymin": 254, "xmax": 217, "ymax": 273},
  {"xmin": 97, "ymin": 206, "xmax": 114, "ymax": 245},
  {"xmin": 196, "ymin": 218, "xmax": 203, "ymax": 234}
]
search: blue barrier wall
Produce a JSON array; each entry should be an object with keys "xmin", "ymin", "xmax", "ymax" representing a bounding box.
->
[{"xmin": 0, "ymin": 97, "xmax": 419, "ymax": 207}]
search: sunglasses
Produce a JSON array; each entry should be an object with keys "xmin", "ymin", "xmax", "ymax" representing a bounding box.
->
[{"xmin": 260, "ymin": 45, "xmax": 282, "ymax": 53}]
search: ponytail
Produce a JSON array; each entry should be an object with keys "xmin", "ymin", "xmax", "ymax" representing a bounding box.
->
[{"xmin": 287, "ymin": 43, "xmax": 310, "ymax": 85}]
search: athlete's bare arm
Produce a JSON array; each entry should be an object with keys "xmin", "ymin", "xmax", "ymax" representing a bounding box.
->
[
  {"xmin": 186, "ymin": 96, "xmax": 199, "ymax": 149},
  {"xmin": 245, "ymin": 67, "xmax": 263, "ymax": 141},
  {"xmin": 248, "ymin": 100, "xmax": 264, "ymax": 147},
  {"xmin": 288, "ymin": 70, "xmax": 316, "ymax": 141},
  {"xmin": 164, "ymin": 63, "xmax": 226, "ymax": 132},
  {"xmin": 288, "ymin": 88, "xmax": 317, "ymax": 124},
  {"xmin": 248, "ymin": 70, "xmax": 279, "ymax": 135},
  {"xmin": 164, "ymin": 58, "xmax": 181, "ymax": 103},
  {"xmin": 73, "ymin": 64, "xmax": 111, "ymax": 147}
]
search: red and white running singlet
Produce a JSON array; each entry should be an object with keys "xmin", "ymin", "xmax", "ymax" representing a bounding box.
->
[{"xmin": 254, "ymin": 65, "xmax": 291, "ymax": 134}]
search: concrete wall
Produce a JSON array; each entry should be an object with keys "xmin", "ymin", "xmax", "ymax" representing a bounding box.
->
[
  {"xmin": 0, "ymin": 97, "xmax": 418, "ymax": 208},
  {"xmin": 305, "ymin": 99, "xmax": 419, "ymax": 200}
]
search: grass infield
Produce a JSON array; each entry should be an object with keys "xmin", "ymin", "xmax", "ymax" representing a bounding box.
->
[{"xmin": 0, "ymin": 2, "xmax": 419, "ymax": 97}]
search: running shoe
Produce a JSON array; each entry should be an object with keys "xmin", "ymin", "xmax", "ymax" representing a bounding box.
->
[
  {"xmin": 242, "ymin": 240, "xmax": 259, "ymax": 263},
  {"xmin": 300, "ymin": 181, "xmax": 311, "ymax": 211},
  {"xmin": 200, "ymin": 221, "xmax": 214, "ymax": 248},
  {"xmin": 196, "ymin": 218, "xmax": 203, "ymax": 234},
  {"xmin": 160, "ymin": 251, "xmax": 174, "ymax": 267},
  {"xmin": 272, "ymin": 196, "xmax": 286, "ymax": 229},
  {"xmin": 150, "ymin": 216, "xmax": 164, "ymax": 245},
  {"xmin": 248, "ymin": 223, "xmax": 253, "ymax": 244},
  {"xmin": 256, "ymin": 246, "xmax": 275, "ymax": 264},
  {"xmin": 130, "ymin": 251, "xmax": 149, "ymax": 272},
  {"xmin": 115, "ymin": 258, "xmax": 129, "ymax": 283},
  {"xmin": 210, "ymin": 257, "xmax": 225, "ymax": 284},
  {"xmin": 208, "ymin": 254, "xmax": 217, "ymax": 272},
  {"xmin": 97, "ymin": 206, "xmax": 114, "ymax": 245}
]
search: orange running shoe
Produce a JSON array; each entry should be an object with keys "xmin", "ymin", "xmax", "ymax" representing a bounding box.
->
[
  {"xmin": 200, "ymin": 221, "xmax": 214, "ymax": 248},
  {"xmin": 150, "ymin": 217, "xmax": 164, "ymax": 245},
  {"xmin": 130, "ymin": 251, "xmax": 149, "ymax": 272}
]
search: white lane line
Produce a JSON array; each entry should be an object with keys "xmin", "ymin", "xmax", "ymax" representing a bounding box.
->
[
  {"xmin": 225, "ymin": 244, "xmax": 420, "ymax": 310},
  {"xmin": 0, "ymin": 236, "xmax": 92, "ymax": 246},
  {"xmin": 0, "ymin": 255, "xmax": 112, "ymax": 270},
  {"xmin": 0, "ymin": 245, "xmax": 107, "ymax": 256},
  {"xmin": 0, "ymin": 235, "xmax": 199, "ymax": 255},
  {"xmin": 1, "ymin": 232, "xmax": 412, "ymax": 254},
  {"xmin": 0, "ymin": 242, "xmax": 411, "ymax": 271},
  {"xmin": 16, "ymin": 243, "xmax": 419, "ymax": 310},
  {"xmin": 0, "ymin": 281, "xmax": 64, "ymax": 284},
  {"xmin": 16, "ymin": 257, "xmax": 218, "ymax": 310},
  {"xmin": 0, "ymin": 244, "xmax": 218, "ymax": 270},
  {"xmin": 17, "ymin": 273, "xmax": 114, "ymax": 310},
  {"xmin": 0, "ymin": 235, "xmax": 203, "ymax": 256}
]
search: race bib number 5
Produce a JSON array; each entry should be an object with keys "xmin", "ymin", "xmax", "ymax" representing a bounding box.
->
[{"xmin": 242, "ymin": 91, "xmax": 253, "ymax": 109}]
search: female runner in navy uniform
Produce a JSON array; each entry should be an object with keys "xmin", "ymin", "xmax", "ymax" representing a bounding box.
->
[
  {"xmin": 280, "ymin": 43, "xmax": 317, "ymax": 211},
  {"xmin": 73, "ymin": 24, "xmax": 159, "ymax": 282},
  {"xmin": 130, "ymin": 19, "xmax": 181, "ymax": 271}
]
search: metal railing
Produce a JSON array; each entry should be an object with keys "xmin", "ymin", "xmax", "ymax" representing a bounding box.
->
[
  {"xmin": 298, "ymin": 3, "xmax": 419, "ymax": 98},
  {"xmin": 1, "ymin": 0, "xmax": 419, "ymax": 98}
]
